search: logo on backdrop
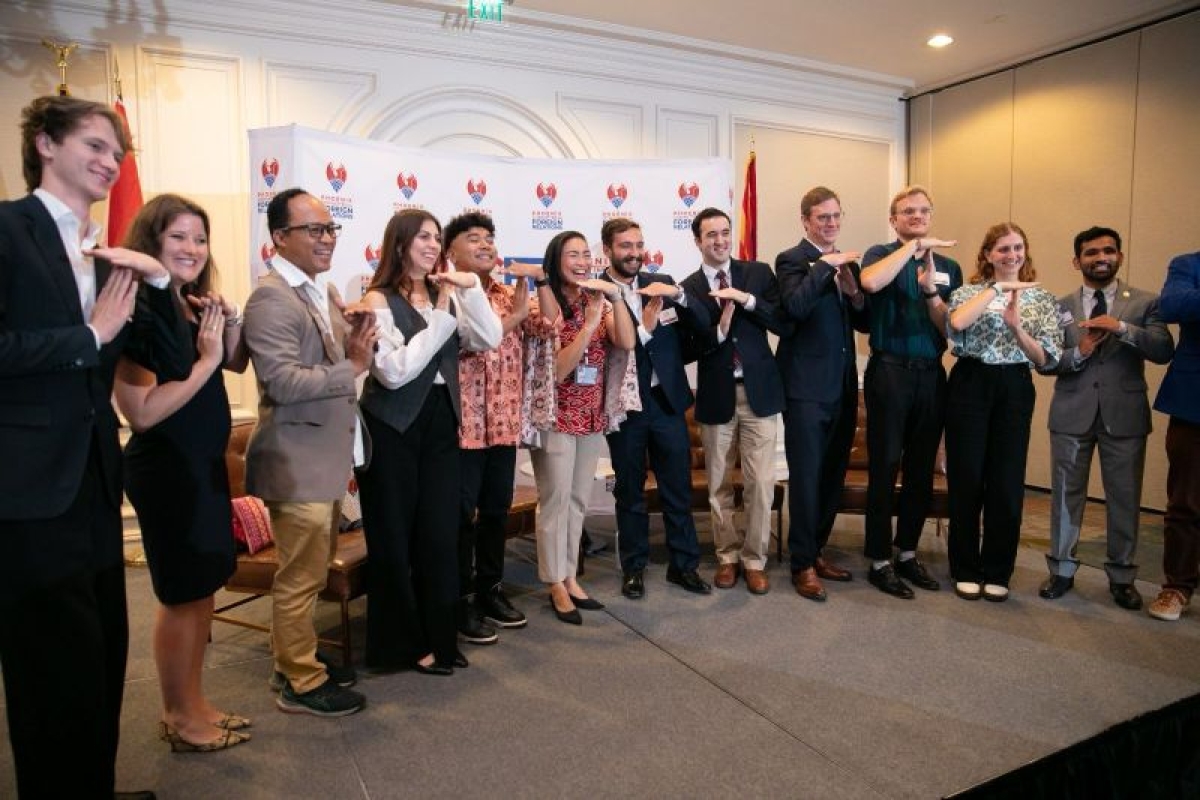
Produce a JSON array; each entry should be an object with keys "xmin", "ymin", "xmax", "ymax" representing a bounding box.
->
[
  {"xmin": 607, "ymin": 183, "xmax": 628, "ymax": 209},
  {"xmin": 467, "ymin": 178, "xmax": 488, "ymax": 205},
  {"xmin": 531, "ymin": 182, "xmax": 563, "ymax": 231},
  {"xmin": 261, "ymin": 158, "xmax": 280, "ymax": 188},
  {"xmin": 344, "ymin": 274, "xmax": 372, "ymax": 304},
  {"xmin": 673, "ymin": 181, "xmax": 701, "ymax": 230},
  {"xmin": 397, "ymin": 172, "xmax": 418, "ymax": 200},
  {"xmin": 364, "ymin": 244, "xmax": 381, "ymax": 271},
  {"xmin": 326, "ymin": 162, "xmax": 348, "ymax": 193},
  {"xmin": 320, "ymin": 161, "xmax": 354, "ymax": 220},
  {"xmin": 644, "ymin": 250, "xmax": 664, "ymax": 274}
]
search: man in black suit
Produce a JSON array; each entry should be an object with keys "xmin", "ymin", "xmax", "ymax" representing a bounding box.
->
[
  {"xmin": 602, "ymin": 217, "xmax": 711, "ymax": 599},
  {"xmin": 775, "ymin": 187, "xmax": 869, "ymax": 602},
  {"xmin": 681, "ymin": 208, "xmax": 788, "ymax": 595},
  {"xmin": 0, "ymin": 96, "xmax": 189, "ymax": 798}
]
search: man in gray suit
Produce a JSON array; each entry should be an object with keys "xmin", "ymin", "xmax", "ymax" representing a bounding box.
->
[
  {"xmin": 244, "ymin": 187, "xmax": 377, "ymax": 716},
  {"xmin": 1038, "ymin": 226, "xmax": 1174, "ymax": 608}
]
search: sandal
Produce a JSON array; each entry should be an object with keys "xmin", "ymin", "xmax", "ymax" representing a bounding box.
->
[
  {"xmin": 214, "ymin": 712, "xmax": 252, "ymax": 731},
  {"xmin": 159, "ymin": 722, "xmax": 250, "ymax": 753}
]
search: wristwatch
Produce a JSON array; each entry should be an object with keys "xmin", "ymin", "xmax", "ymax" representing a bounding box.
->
[{"xmin": 533, "ymin": 277, "xmax": 549, "ymax": 287}]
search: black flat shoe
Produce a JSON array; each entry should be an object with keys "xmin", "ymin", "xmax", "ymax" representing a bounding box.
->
[
  {"xmin": 453, "ymin": 650, "xmax": 469, "ymax": 669},
  {"xmin": 412, "ymin": 661, "xmax": 453, "ymax": 676},
  {"xmin": 569, "ymin": 594, "xmax": 606, "ymax": 611},
  {"xmin": 549, "ymin": 597, "xmax": 582, "ymax": 625},
  {"xmin": 1110, "ymin": 583, "xmax": 1143, "ymax": 610},
  {"xmin": 1039, "ymin": 574, "xmax": 1074, "ymax": 600}
]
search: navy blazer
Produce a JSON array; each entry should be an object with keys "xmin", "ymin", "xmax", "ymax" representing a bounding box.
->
[
  {"xmin": 0, "ymin": 195, "xmax": 190, "ymax": 522},
  {"xmin": 1155, "ymin": 251, "xmax": 1200, "ymax": 425},
  {"xmin": 605, "ymin": 270, "xmax": 699, "ymax": 416},
  {"xmin": 681, "ymin": 259, "xmax": 788, "ymax": 424},
  {"xmin": 774, "ymin": 239, "xmax": 870, "ymax": 405}
]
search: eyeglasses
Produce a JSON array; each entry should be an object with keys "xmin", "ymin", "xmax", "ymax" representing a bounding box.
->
[
  {"xmin": 896, "ymin": 207, "xmax": 933, "ymax": 218},
  {"xmin": 279, "ymin": 223, "xmax": 343, "ymax": 239},
  {"xmin": 811, "ymin": 212, "xmax": 844, "ymax": 224}
]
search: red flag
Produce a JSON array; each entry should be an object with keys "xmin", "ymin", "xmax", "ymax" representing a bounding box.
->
[
  {"xmin": 737, "ymin": 150, "xmax": 757, "ymax": 261},
  {"xmin": 107, "ymin": 98, "xmax": 143, "ymax": 246}
]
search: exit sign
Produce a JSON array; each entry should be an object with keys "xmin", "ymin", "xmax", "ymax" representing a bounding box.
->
[{"xmin": 466, "ymin": 0, "xmax": 504, "ymax": 21}]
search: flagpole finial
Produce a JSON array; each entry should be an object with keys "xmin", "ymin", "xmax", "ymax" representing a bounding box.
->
[
  {"xmin": 113, "ymin": 56, "xmax": 123, "ymax": 100},
  {"xmin": 42, "ymin": 39, "xmax": 79, "ymax": 97}
]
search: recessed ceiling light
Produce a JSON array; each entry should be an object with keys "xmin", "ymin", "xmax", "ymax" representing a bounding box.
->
[{"xmin": 927, "ymin": 34, "xmax": 954, "ymax": 48}]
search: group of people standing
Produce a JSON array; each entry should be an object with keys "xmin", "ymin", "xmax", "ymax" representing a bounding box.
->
[{"xmin": 2, "ymin": 93, "xmax": 1198, "ymax": 799}]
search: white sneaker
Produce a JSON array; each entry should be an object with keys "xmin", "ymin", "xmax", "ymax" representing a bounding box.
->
[
  {"xmin": 982, "ymin": 584, "xmax": 1009, "ymax": 602},
  {"xmin": 1148, "ymin": 589, "xmax": 1189, "ymax": 621},
  {"xmin": 954, "ymin": 581, "xmax": 982, "ymax": 600}
]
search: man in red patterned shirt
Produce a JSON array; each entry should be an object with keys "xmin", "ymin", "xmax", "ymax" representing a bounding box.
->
[{"xmin": 447, "ymin": 212, "xmax": 559, "ymax": 643}]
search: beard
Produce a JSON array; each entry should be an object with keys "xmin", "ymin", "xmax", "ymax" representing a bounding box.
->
[{"xmin": 610, "ymin": 255, "xmax": 642, "ymax": 279}]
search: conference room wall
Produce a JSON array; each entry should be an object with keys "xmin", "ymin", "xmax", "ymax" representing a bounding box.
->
[
  {"xmin": 908, "ymin": 10, "xmax": 1200, "ymax": 511},
  {"xmin": 0, "ymin": 0, "xmax": 907, "ymax": 421}
]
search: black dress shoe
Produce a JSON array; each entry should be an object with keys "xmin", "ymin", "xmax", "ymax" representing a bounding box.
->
[
  {"xmin": 569, "ymin": 594, "xmax": 606, "ymax": 611},
  {"xmin": 549, "ymin": 597, "xmax": 582, "ymax": 625},
  {"xmin": 412, "ymin": 661, "xmax": 453, "ymax": 676},
  {"xmin": 894, "ymin": 557, "xmax": 940, "ymax": 591},
  {"xmin": 621, "ymin": 571, "xmax": 645, "ymax": 599},
  {"xmin": 453, "ymin": 650, "xmax": 470, "ymax": 669},
  {"xmin": 666, "ymin": 568, "xmax": 713, "ymax": 595},
  {"xmin": 1110, "ymin": 583, "xmax": 1143, "ymax": 610},
  {"xmin": 868, "ymin": 563, "xmax": 914, "ymax": 599},
  {"xmin": 1038, "ymin": 574, "xmax": 1074, "ymax": 599}
]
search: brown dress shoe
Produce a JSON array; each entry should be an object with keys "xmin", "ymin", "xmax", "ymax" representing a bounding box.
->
[
  {"xmin": 793, "ymin": 567, "xmax": 827, "ymax": 602},
  {"xmin": 744, "ymin": 568, "xmax": 769, "ymax": 595},
  {"xmin": 814, "ymin": 556, "xmax": 852, "ymax": 582},
  {"xmin": 714, "ymin": 562, "xmax": 739, "ymax": 590}
]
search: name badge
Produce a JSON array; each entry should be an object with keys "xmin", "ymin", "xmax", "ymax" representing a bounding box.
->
[
  {"xmin": 575, "ymin": 364, "xmax": 599, "ymax": 385},
  {"xmin": 1058, "ymin": 307, "xmax": 1075, "ymax": 327},
  {"xmin": 933, "ymin": 270, "xmax": 951, "ymax": 286},
  {"xmin": 658, "ymin": 307, "xmax": 679, "ymax": 325}
]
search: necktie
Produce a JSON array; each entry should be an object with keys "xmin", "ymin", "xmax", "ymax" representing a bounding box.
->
[
  {"xmin": 1091, "ymin": 288, "xmax": 1107, "ymax": 318},
  {"xmin": 716, "ymin": 270, "xmax": 740, "ymax": 372}
]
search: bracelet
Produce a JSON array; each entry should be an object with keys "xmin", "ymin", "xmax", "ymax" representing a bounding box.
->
[
  {"xmin": 534, "ymin": 277, "xmax": 549, "ymax": 287},
  {"xmin": 921, "ymin": 288, "xmax": 939, "ymax": 299}
]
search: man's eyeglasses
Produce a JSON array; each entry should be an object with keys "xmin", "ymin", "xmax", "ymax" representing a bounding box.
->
[
  {"xmin": 897, "ymin": 207, "xmax": 933, "ymax": 218},
  {"xmin": 279, "ymin": 223, "xmax": 343, "ymax": 239},
  {"xmin": 811, "ymin": 212, "xmax": 844, "ymax": 224}
]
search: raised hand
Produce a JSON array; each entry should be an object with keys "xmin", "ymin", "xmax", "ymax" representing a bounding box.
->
[
  {"xmin": 503, "ymin": 260, "xmax": 545, "ymax": 283},
  {"xmin": 345, "ymin": 316, "xmax": 380, "ymax": 374},
  {"xmin": 1078, "ymin": 313, "xmax": 1122, "ymax": 334},
  {"xmin": 642, "ymin": 294, "xmax": 664, "ymax": 332},
  {"xmin": 710, "ymin": 286, "xmax": 751, "ymax": 306},
  {"xmin": 832, "ymin": 262, "xmax": 862, "ymax": 297},
  {"xmin": 1078, "ymin": 328, "xmax": 1108, "ymax": 357},
  {"xmin": 636, "ymin": 282, "xmax": 682, "ymax": 300},
  {"xmin": 430, "ymin": 270, "xmax": 479, "ymax": 290},
  {"xmin": 718, "ymin": 292, "xmax": 735, "ymax": 336},
  {"xmin": 1001, "ymin": 289, "xmax": 1023, "ymax": 331},
  {"xmin": 823, "ymin": 251, "xmax": 862, "ymax": 268},
  {"xmin": 85, "ymin": 247, "xmax": 169, "ymax": 281},
  {"xmin": 583, "ymin": 292, "xmax": 605, "ymax": 330},
  {"xmin": 89, "ymin": 267, "xmax": 138, "ymax": 344},
  {"xmin": 195, "ymin": 304, "xmax": 225, "ymax": 365},
  {"xmin": 578, "ymin": 278, "xmax": 619, "ymax": 300},
  {"xmin": 995, "ymin": 281, "xmax": 1040, "ymax": 293}
]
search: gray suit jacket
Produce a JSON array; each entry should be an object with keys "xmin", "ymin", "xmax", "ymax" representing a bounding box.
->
[
  {"xmin": 1042, "ymin": 280, "xmax": 1174, "ymax": 437},
  {"xmin": 243, "ymin": 269, "xmax": 365, "ymax": 502}
]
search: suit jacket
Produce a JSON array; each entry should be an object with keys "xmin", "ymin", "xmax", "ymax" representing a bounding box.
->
[
  {"xmin": 243, "ymin": 269, "xmax": 364, "ymax": 502},
  {"xmin": 1154, "ymin": 251, "xmax": 1200, "ymax": 425},
  {"xmin": 604, "ymin": 271, "xmax": 699, "ymax": 416},
  {"xmin": 774, "ymin": 240, "xmax": 870, "ymax": 404},
  {"xmin": 0, "ymin": 195, "xmax": 190, "ymax": 522},
  {"xmin": 1043, "ymin": 279, "xmax": 1174, "ymax": 437},
  {"xmin": 681, "ymin": 259, "xmax": 787, "ymax": 423}
]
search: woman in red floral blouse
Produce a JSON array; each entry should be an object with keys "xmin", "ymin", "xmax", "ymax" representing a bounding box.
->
[{"xmin": 530, "ymin": 231, "xmax": 635, "ymax": 624}]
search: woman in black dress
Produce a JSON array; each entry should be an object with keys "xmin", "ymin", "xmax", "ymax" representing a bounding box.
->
[{"xmin": 114, "ymin": 194, "xmax": 250, "ymax": 752}]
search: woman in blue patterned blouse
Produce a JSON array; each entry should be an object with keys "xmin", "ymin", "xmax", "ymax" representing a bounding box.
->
[{"xmin": 944, "ymin": 223, "xmax": 1063, "ymax": 602}]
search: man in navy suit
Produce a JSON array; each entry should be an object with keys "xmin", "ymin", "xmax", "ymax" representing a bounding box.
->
[
  {"xmin": 775, "ymin": 187, "xmax": 869, "ymax": 602},
  {"xmin": 681, "ymin": 208, "xmax": 787, "ymax": 595},
  {"xmin": 0, "ymin": 96, "xmax": 190, "ymax": 798},
  {"xmin": 1150, "ymin": 250, "xmax": 1200, "ymax": 621},
  {"xmin": 602, "ymin": 217, "xmax": 710, "ymax": 599}
]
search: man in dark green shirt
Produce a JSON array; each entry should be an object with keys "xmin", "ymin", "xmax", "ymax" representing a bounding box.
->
[{"xmin": 858, "ymin": 186, "xmax": 962, "ymax": 598}]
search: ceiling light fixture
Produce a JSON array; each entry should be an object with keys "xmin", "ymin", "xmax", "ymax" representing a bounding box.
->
[{"xmin": 927, "ymin": 34, "xmax": 954, "ymax": 48}]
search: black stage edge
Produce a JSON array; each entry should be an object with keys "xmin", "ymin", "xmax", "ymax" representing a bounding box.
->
[{"xmin": 945, "ymin": 691, "xmax": 1200, "ymax": 799}]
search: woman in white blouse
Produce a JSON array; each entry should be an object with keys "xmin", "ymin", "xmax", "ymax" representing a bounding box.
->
[
  {"xmin": 943, "ymin": 222, "xmax": 1062, "ymax": 602},
  {"xmin": 356, "ymin": 209, "xmax": 502, "ymax": 675}
]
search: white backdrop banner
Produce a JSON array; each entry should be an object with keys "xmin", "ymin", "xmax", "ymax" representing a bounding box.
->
[{"xmin": 248, "ymin": 125, "xmax": 733, "ymax": 302}]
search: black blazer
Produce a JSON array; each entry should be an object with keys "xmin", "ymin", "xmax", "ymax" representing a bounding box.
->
[
  {"xmin": 605, "ymin": 271, "xmax": 699, "ymax": 416},
  {"xmin": 681, "ymin": 259, "xmax": 788, "ymax": 424},
  {"xmin": 775, "ymin": 240, "xmax": 869, "ymax": 404},
  {"xmin": 0, "ymin": 195, "xmax": 190, "ymax": 522}
]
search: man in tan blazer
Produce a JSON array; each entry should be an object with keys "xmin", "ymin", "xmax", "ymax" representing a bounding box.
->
[{"xmin": 244, "ymin": 188, "xmax": 376, "ymax": 717}]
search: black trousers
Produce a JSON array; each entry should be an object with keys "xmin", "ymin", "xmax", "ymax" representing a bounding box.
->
[
  {"xmin": 863, "ymin": 355, "xmax": 946, "ymax": 561},
  {"xmin": 458, "ymin": 444, "xmax": 516, "ymax": 597},
  {"xmin": 944, "ymin": 358, "xmax": 1035, "ymax": 585},
  {"xmin": 0, "ymin": 442, "xmax": 127, "ymax": 799},
  {"xmin": 358, "ymin": 388, "xmax": 460, "ymax": 667},
  {"xmin": 606, "ymin": 388, "xmax": 701, "ymax": 574},
  {"xmin": 783, "ymin": 371, "xmax": 858, "ymax": 572}
]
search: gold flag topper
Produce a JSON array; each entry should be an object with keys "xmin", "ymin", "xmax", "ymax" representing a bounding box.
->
[{"xmin": 42, "ymin": 39, "xmax": 79, "ymax": 97}]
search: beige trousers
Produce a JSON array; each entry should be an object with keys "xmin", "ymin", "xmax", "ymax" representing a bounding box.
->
[
  {"xmin": 266, "ymin": 500, "xmax": 340, "ymax": 694},
  {"xmin": 699, "ymin": 385, "xmax": 778, "ymax": 571},
  {"xmin": 531, "ymin": 429, "xmax": 606, "ymax": 584}
]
